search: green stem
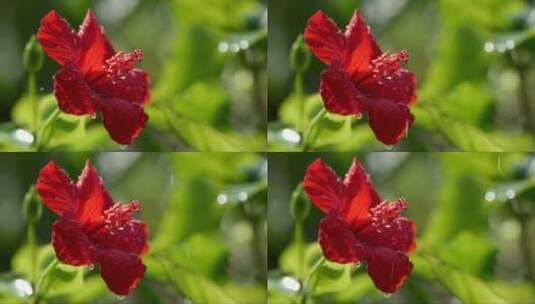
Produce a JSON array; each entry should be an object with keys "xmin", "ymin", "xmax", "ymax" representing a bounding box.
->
[
  {"xmin": 34, "ymin": 109, "xmax": 60, "ymax": 151},
  {"xmin": 32, "ymin": 258, "xmax": 59, "ymax": 304},
  {"xmin": 299, "ymin": 256, "xmax": 326, "ymax": 304},
  {"xmin": 27, "ymin": 223, "xmax": 37, "ymax": 285},
  {"xmin": 28, "ymin": 72, "xmax": 38, "ymax": 136},
  {"xmin": 301, "ymin": 108, "xmax": 327, "ymax": 151},
  {"xmin": 294, "ymin": 221, "xmax": 305, "ymax": 280},
  {"xmin": 295, "ymin": 72, "xmax": 305, "ymax": 133}
]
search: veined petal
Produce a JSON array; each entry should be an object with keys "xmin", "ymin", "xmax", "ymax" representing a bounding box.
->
[
  {"xmin": 359, "ymin": 217, "xmax": 416, "ymax": 253},
  {"xmin": 320, "ymin": 68, "xmax": 364, "ymax": 115},
  {"xmin": 36, "ymin": 161, "xmax": 78, "ymax": 216},
  {"xmin": 368, "ymin": 99, "xmax": 414, "ymax": 145},
  {"xmin": 52, "ymin": 217, "xmax": 97, "ymax": 266},
  {"xmin": 344, "ymin": 11, "xmax": 382, "ymax": 82},
  {"xmin": 54, "ymin": 66, "xmax": 99, "ymax": 115},
  {"xmin": 361, "ymin": 69, "xmax": 417, "ymax": 106},
  {"xmin": 76, "ymin": 160, "xmax": 114, "ymax": 229},
  {"xmin": 304, "ymin": 10, "xmax": 345, "ymax": 65},
  {"xmin": 304, "ymin": 158, "xmax": 346, "ymax": 213},
  {"xmin": 341, "ymin": 159, "xmax": 381, "ymax": 230},
  {"xmin": 101, "ymin": 99, "xmax": 148, "ymax": 145},
  {"xmin": 98, "ymin": 249, "xmax": 146, "ymax": 296},
  {"xmin": 91, "ymin": 220, "xmax": 149, "ymax": 255},
  {"xmin": 37, "ymin": 10, "xmax": 80, "ymax": 66},
  {"xmin": 318, "ymin": 214, "xmax": 365, "ymax": 264},
  {"xmin": 78, "ymin": 9, "xmax": 115, "ymax": 75},
  {"xmin": 92, "ymin": 68, "xmax": 151, "ymax": 105},
  {"xmin": 365, "ymin": 247, "xmax": 413, "ymax": 293}
]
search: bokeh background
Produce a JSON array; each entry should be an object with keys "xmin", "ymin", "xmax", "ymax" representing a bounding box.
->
[
  {"xmin": 0, "ymin": 0, "xmax": 267, "ymax": 151},
  {"xmin": 268, "ymin": 152, "xmax": 535, "ymax": 303},
  {"xmin": 0, "ymin": 152, "xmax": 267, "ymax": 303},
  {"xmin": 268, "ymin": 0, "xmax": 535, "ymax": 151}
]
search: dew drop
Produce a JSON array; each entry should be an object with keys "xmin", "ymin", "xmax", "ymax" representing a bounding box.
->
[
  {"xmin": 384, "ymin": 293, "xmax": 392, "ymax": 298},
  {"xmin": 117, "ymin": 295, "xmax": 125, "ymax": 300},
  {"xmin": 90, "ymin": 113, "xmax": 97, "ymax": 119},
  {"xmin": 356, "ymin": 113, "xmax": 363, "ymax": 120},
  {"xmin": 87, "ymin": 264, "xmax": 95, "ymax": 271},
  {"xmin": 120, "ymin": 145, "xmax": 128, "ymax": 150},
  {"xmin": 384, "ymin": 145, "xmax": 393, "ymax": 150}
]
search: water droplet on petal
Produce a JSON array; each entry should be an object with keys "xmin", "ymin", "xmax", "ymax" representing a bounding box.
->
[
  {"xmin": 356, "ymin": 113, "xmax": 363, "ymax": 120},
  {"xmin": 384, "ymin": 145, "xmax": 393, "ymax": 150},
  {"xmin": 90, "ymin": 113, "xmax": 97, "ymax": 119},
  {"xmin": 120, "ymin": 145, "xmax": 128, "ymax": 150},
  {"xmin": 117, "ymin": 295, "xmax": 125, "ymax": 300},
  {"xmin": 384, "ymin": 293, "xmax": 392, "ymax": 298},
  {"xmin": 87, "ymin": 264, "xmax": 95, "ymax": 271}
]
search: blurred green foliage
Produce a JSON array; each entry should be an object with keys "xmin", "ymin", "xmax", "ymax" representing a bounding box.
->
[
  {"xmin": 0, "ymin": 0, "xmax": 267, "ymax": 151},
  {"xmin": 268, "ymin": 0, "xmax": 535, "ymax": 151},
  {"xmin": 268, "ymin": 152, "xmax": 535, "ymax": 303},
  {"xmin": 0, "ymin": 152, "xmax": 267, "ymax": 303}
]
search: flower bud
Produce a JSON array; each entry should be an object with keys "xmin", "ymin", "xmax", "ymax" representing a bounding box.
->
[
  {"xmin": 23, "ymin": 35, "xmax": 44, "ymax": 73},
  {"xmin": 22, "ymin": 185, "xmax": 42, "ymax": 223},
  {"xmin": 290, "ymin": 183, "xmax": 310, "ymax": 221},
  {"xmin": 291, "ymin": 35, "xmax": 311, "ymax": 72}
]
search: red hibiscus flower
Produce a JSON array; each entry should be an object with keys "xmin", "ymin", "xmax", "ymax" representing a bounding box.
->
[
  {"xmin": 36, "ymin": 160, "xmax": 149, "ymax": 296},
  {"xmin": 304, "ymin": 10, "xmax": 417, "ymax": 145},
  {"xmin": 37, "ymin": 10, "xmax": 150, "ymax": 145},
  {"xmin": 303, "ymin": 158, "xmax": 416, "ymax": 293}
]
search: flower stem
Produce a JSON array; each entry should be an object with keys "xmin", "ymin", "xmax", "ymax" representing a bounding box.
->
[
  {"xmin": 301, "ymin": 108, "xmax": 327, "ymax": 151},
  {"xmin": 34, "ymin": 108, "xmax": 60, "ymax": 151},
  {"xmin": 294, "ymin": 221, "xmax": 305, "ymax": 280},
  {"xmin": 299, "ymin": 255, "xmax": 326, "ymax": 304},
  {"xmin": 28, "ymin": 72, "xmax": 38, "ymax": 136},
  {"xmin": 32, "ymin": 258, "xmax": 59, "ymax": 304},
  {"xmin": 295, "ymin": 72, "xmax": 305, "ymax": 133},
  {"xmin": 27, "ymin": 222, "xmax": 37, "ymax": 285}
]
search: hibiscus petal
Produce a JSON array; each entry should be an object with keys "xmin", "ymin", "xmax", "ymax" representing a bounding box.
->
[
  {"xmin": 98, "ymin": 249, "xmax": 146, "ymax": 296},
  {"xmin": 361, "ymin": 69, "xmax": 417, "ymax": 105},
  {"xmin": 77, "ymin": 10, "xmax": 115, "ymax": 75},
  {"xmin": 37, "ymin": 10, "xmax": 80, "ymax": 65},
  {"xmin": 91, "ymin": 221, "xmax": 149, "ymax": 255},
  {"xmin": 52, "ymin": 217, "xmax": 97, "ymax": 266},
  {"xmin": 36, "ymin": 161, "xmax": 78, "ymax": 216},
  {"xmin": 92, "ymin": 69, "xmax": 150, "ymax": 105},
  {"xmin": 320, "ymin": 68, "xmax": 364, "ymax": 115},
  {"xmin": 367, "ymin": 99, "xmax": 414, "ymax": 145},
  {"xmin": 344, "ymin": 11, "xmax": 382, "ymax": 82},
  {"xmin": 359, "ymin": 217, "xmax": 416, "ymax": 253},
  {"xmin": 304, "ymin": 10, "xmax": 345, "ymax": 65},
  {"xmin": 101, "ymin": 98, "xmax": 148, "ymax": 145},
  {"xmin": 341, "ymin": 159, "xmax": 381, "ymax": 230},
  {"xmin": 366, "ymin": 247, "xmax": 413, "ymax": 293},
  {"xmin": 318, "ymin": 214, "xmax": 365, "ymax": 264},
  {"xmin": 304, "ymin": 158, "xmax": 346, "ymax": 213},
  {"xmin": 76, "ymin": 160, "xmax": 114, "ymax": 229},
  {"xmin": 54, "ymin": 66, "xmax": 99, "ymax": 115}
]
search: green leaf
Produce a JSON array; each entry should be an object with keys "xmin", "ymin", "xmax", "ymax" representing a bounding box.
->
[
  {"xmin": 415, "ymin": 254, "xmax": 508, "ymax": 304},
  {"xmin": 309, "ymin": 260, "xmax": 352, "ymax": 295},
  {"xmin": 279, "ymin": 94, "xmax": 322, "ymax": 129}
]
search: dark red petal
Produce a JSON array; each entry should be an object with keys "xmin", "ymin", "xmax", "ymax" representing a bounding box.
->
[
  {"xmin": 359, "ymin": 217, "xmax": 416, "ymax": 253},
  {"xmin": 318, "ymin": 214, "xmax": 365, "ymax": 264},
  {"xmin": 91, "ymin": 220, "xmax": 149, "ymax": 255},
  {"xmin": 77, "ymin": 10, "xmax": 115, "ymax": 75},
  {"xmin": 344, "ymin": 11, "xmax": 382, "ymax": 82},
  {"xmin": 92, "ymin": 68, "xmax": 151, "ymax": 105},
  {"xmin": 75, "ymin": 160, "xmax": 114, "ymax": 229},
  {"xmin": 37, "ymin": 10, "xmax": 80, "ymax": 66},
  {"xmin": 320, "ymin": 68, "xmax": 364, "ymax": 115},
  {"xmin": 361, "ymin": 69, "xmax": 417, "ymax": 106},
  {"xmin": 367, "ymin": 99, "xmax": 414, "ymax": 145},
  {"xmin": 101, "ymin": 99, "xmax": 148, "ymax": 145},
  {"xmin": 341, "ymin": 159, "xmax": 381, "ymax": 230},
  {"xmin": 304, "ymin": 10, "xmax": 345, "ymax": 65},
  {"xmin": 54, "ymin": 66, "xmax": 99, "ymax": 115},
  {"xmin": 52, "ymin": 217, "xmax": 97, "ymax": 266},
  {"xmin": 366, "ymin": 247, "xmax": 413, "ymax": 293},
  {"xmin": 303, "ymin": 158, "xmax": 346, "ymax": 214},
  {"xmin": 98, "ymin": 249, "xmax": 146, "ymax": 296},
  {"xmin": 36, "ymin": 161, "xmax": 78, "ymax": 216}
]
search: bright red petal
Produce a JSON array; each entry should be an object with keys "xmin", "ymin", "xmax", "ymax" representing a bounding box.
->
[
  {"xmin": 37, "ymin": 10, "xmax": 80, "ymax": 66},
  {"xmin": 318, "ymin": 214, "xmax": 365, "ymax": 264},
  {"xmin": 91, "ymin": 220, "xmax": 149, "ymax": 255},
  {"xmin": 304, "ymin": 10, "xmax": 345, "ymax": 66},
  {"xmin": 52, "ymin": 217, "xmax": 97, "ymax": 266},
  {"xmin": 36, "ymin": 161, "xmax": 78, "ymax": 216},
  {"xmin": 54, "ymin": 66, "xmax": 99, "ymax": 115},
  {"xmin": 303, "ymin": 158, "xmax": 346, "ymax": 214},
  {"xmin": 359, "ymin": 217, "xmax": 416, "ymax": 253},
  {"xmin": 368, "ymin": 99, "xmax": 414, "ymax": 145},
  {"xmin": 98, "ymin": 249, "xmax": 146, "ymax": 296},
  {"xmin": 77, "ymin": 10, "xmax": 115, "ymax": 75},
  {"xmin": 341, "ymin": 159, "xmax": 381, "ymax": 230},
  {"xmin": 366, "ymin": 247, "xmax": 413, "ymax": 293},
  {"xmin": 75, "ymin": 160, "xmax": 114, "ymax": 229},
  {"xmin": 344, "ymin": 11, "xmax": 382, "ymax": 82},
  {"xmin": 320, "ymin": 68, "xmax": 364, "ymax": 115},
  {"xmin": 361, "ymin": 69, "xmax": 417, "ymax": 106},
  {"xmin": 92, "ymin": 68, "xmax": 150, "ymax": 105},
  {"xmin": 101, "ymin": 99, "xmax": 148, "ymax": 145}
]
